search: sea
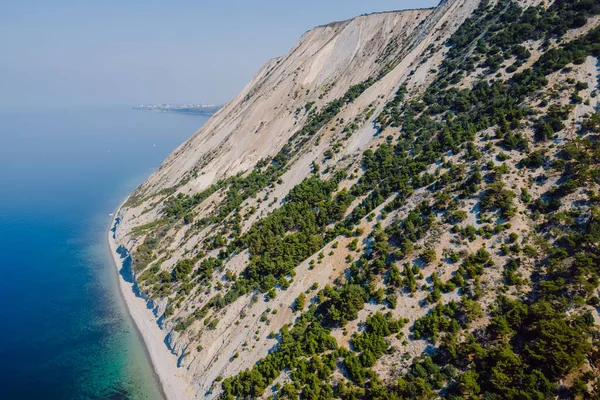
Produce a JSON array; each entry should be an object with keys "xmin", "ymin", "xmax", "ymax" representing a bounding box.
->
[{"xmin": 0, "ymin": 105, "xmax": 211, "ymax": 399}]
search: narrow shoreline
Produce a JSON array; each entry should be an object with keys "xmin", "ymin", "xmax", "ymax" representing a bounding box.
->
[{"xmin": 107, "ymin": 200, "xmax": 190, "ymax": 400}]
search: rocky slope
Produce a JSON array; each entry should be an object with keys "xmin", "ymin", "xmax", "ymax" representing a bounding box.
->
[
  {"xmin": 130, "ymin": 6, "xmax": 440, "ymax": 200},
  {"xmin": 113, "ymin": 0, "xmax": 600, "ymax": 398}
]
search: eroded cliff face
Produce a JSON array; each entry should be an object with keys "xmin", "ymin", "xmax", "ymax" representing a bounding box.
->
[
  {"xmin": 114, "ymin": 0, "xmax": 600, "ymax": 398},
  {"xmin": 132, "ymin": 7, "xmax": 440, "ymax": 200}
]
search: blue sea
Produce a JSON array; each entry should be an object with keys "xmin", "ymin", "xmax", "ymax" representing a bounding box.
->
[{"xmin": 0, "ymin": 106, "xmax": 210, "ymax": 399}]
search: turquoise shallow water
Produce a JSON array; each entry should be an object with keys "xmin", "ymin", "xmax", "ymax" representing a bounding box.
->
[{"xmin": 0, "ymin": 106, "xmax": 209, "ymax": 399}]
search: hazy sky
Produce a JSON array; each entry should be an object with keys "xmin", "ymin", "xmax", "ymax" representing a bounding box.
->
[{"xmin": 0, "ymin": 1, "xmax": 438, "ymax": 107}]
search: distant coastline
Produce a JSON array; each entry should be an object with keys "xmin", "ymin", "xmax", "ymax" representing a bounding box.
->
[{"xmin": 134, "ymin": 103, "xmax": 222, "ymax": 116}]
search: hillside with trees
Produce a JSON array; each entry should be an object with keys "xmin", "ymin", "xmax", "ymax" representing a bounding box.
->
[{"xmin": 111, "ymin": 0, "xmax": 600, "ymax": 398}]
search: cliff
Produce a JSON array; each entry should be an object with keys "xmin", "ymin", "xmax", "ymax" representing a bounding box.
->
[
  {"xmin": 112, "ymin": 0, "xmax": 600, "ymax": 398},
  {"xmin": 129, "ymin": 5, "xmax": 453, "ymax": 199}
]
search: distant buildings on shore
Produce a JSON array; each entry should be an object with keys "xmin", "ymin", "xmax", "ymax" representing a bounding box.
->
[{"xmin": 134, "ymin": 103, "xmax": 221, "ymax": 115}]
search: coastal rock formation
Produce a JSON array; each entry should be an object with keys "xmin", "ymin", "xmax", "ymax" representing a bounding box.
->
[
  {"xmin": 131, "ymin": 7, "xmax": 439, "ymax": 199},
  {"xmin": 112, "ymin": 0, "xmax": 600, "ymax": 398}
]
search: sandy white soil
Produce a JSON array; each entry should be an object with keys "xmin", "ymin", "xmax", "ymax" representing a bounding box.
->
[{"xmin": 108, "ymin": 208, "xmax": 193, "ymax": 400}]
